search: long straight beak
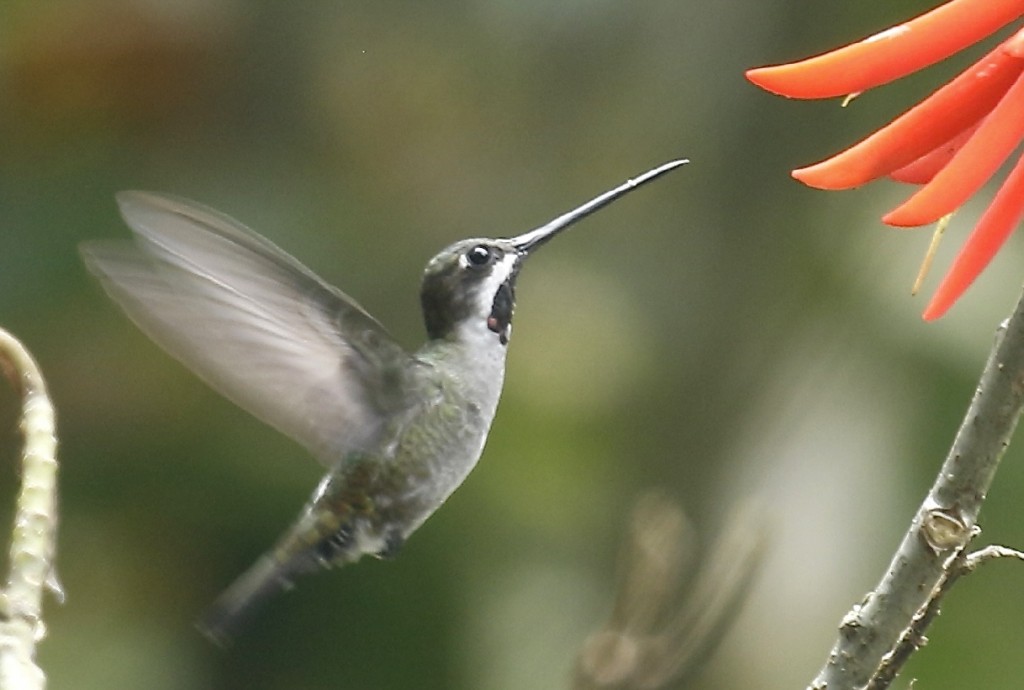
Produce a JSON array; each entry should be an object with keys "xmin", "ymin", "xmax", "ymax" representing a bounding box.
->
[{"xmin": 509, "ymin": 158, "xmax": 688, "ymax": 254}]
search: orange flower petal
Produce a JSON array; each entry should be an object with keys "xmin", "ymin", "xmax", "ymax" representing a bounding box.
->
[
  {"xmin": 746, "ymin": 0, "xmax": 1024, "ymax": 99},
  {"xmin": 888, "ymin": 124, "xmax": 979, "ymax": 185},
  {"xmin": 883, "ymin": 71, "xmax": 1024, "ymax": 227},
  {"xmin": 792, "ymin": 44, "xmax": 1024, "ymax": 189},
  {"xmin": 923, "ymin": 151, "xmax": 1024, "ymax": 320}
]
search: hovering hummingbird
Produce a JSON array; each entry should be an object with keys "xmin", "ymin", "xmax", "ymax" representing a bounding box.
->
[{"xmin": 80, "ymin": 159, "xmax": 686, "ymax": 642}]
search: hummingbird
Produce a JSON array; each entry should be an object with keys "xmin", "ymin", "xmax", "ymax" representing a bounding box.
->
[{"xmin": 80, "ymin": 159, "xmax": 686, "ymax": 643}]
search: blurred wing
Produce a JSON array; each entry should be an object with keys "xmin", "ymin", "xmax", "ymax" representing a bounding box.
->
[{"xmin": 82, "ymin": 191, "xmax": 418, "ymax": 465}]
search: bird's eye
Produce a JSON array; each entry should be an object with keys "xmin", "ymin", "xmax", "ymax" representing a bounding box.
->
[{"xmin": 465, "ymin": 245, "xmax": 493, "ymax": 267}]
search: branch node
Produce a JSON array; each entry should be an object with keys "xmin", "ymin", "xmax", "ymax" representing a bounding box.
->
[
  {"xmin": 838, "ymin": 604, "xmax": 865, "ymax": 635},
  {"xmin": 920, "ymin": 507, "xmax": 972, "ymax": 553}
]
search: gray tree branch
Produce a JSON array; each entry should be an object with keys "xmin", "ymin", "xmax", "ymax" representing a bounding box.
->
[
  {"xmin": 865, "ymin": 544, "xmax": 1024, "ymax": 690},
  {"xmin": 809, "ymin": 287, "xmax": 1024, "ymax": 690},
  {"xmin": 0, "ymin": 327, "xmax": 61, "ymax": 690}
]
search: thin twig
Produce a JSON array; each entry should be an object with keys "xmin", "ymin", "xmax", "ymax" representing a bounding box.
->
[
  {"xmin": 866, "ymin": 543, "xmax": 1024, "ymax": 690},
  {"xmin": 0, "ymin": 327, "xmax": 61, "ymax": 690},
  {"xmin": 808, "ymin": 286, "xmax": 1024, "ymax": 690}
]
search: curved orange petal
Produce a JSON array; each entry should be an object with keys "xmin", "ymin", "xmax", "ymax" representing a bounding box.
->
[
  {"xmin": 888, "ymin": 124, "xmax": 979, "ymax": 185},
  {"xmin": 883, "ymin": 71, "xmax": 1024, "ymax": 227},
  {"xmin": 746, "ymin": 0, "xmax": 1024, "ymax": 99},
  {"xmin": 923, "ymin": 151, "xmax": 1024, "ymax": 320},
  {"xmin": 792, "ymin": 45, "xmax": 1024, "ymax": 189}
]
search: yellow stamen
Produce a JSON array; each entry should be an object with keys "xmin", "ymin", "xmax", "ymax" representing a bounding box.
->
[{"xmin": 912, "ymin": 213, "xmax": 954, "ymax": 295}]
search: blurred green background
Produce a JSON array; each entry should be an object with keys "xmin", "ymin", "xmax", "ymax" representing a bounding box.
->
[{"xmin": 2, "ymin": 1, "xmax": 1024, "ymax": 688}]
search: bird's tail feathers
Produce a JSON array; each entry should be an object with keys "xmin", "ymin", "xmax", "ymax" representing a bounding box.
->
[{"xmin": 197, "ymin": 554, "xmax": 300, "ymax": 646}]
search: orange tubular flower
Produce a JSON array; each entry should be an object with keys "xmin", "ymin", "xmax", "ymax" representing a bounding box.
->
[{"xmin": 747, "ymin": 0, "xmax": 1024, "ymax": 320}]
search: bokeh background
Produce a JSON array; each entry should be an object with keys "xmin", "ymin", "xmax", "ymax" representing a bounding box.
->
[{"xmin": 2, "ymin": 1, "xmax": 1024, "ymax": 688}]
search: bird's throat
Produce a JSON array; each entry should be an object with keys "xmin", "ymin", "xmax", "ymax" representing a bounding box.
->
[{"xmin": 486, "ymin": 280, "xmax": 515, "ymax": 346}]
